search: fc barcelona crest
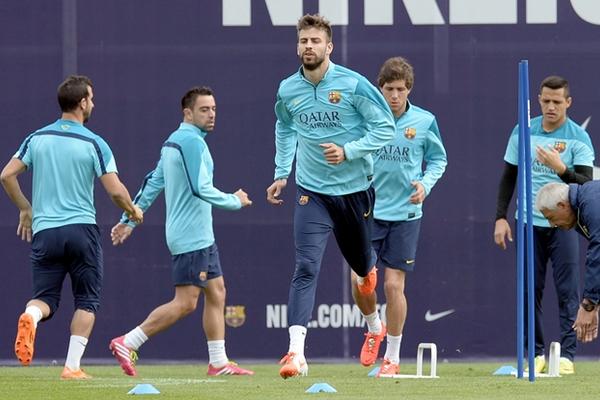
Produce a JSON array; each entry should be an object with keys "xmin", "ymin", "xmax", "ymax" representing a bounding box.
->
[
  {"xmin": 404, "ymin": 127, "xmax": 417, "ymax": 139},
  {"xmin": 328, "ymin": 91, "xmax": 342, "ymax": 104},
  {"xmin": 299, "ymin": 195, "xmax": 309, "ymax": 205},
  {"xmin": 553, "ymin": 141, "xmax": 567, "ymax": 153},
  {"xmin": 225, "ymin": 305, "xmax": 246, "ymax": 328}
]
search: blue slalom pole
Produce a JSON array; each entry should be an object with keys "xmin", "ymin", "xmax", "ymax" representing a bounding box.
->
[
  {"xmin": 521, "ymin": 60, "xmax": 536, "ymax": 383},
  {"xmin": 517, "ymin": 60, "xmax": 535, "ymax": 382},
  {"xmin": 516, "ymin": 62, "xmax": 525, "ymax": 380}
]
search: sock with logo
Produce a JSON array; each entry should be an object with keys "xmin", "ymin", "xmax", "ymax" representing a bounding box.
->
[
  {"xmin": 288, "ymin": 325, "xmax": 307, "ymax": 356},
  {"xmin": 363, "ymin": 311, "xmax": 382, "ymax": 334},
  {"xmin": 24, "ymin": 305, "xmax": 43, "ymax": 328},
  {"xmin": 64, "ymin": 335, "xmax": 88, "ymax": 370},
  {"xmin": 124, "ymin": 326, "xmax": 148, "ymax": 351},
  {"xmin": 384, "ymin": 334, "xmax": 402, "ymax": 364},
  {"xmin": 208, "ymin": 340, "xmax": 228, "ymax": 368}
]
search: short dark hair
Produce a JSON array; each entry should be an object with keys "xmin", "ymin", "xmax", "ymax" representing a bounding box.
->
[
  {"xmin": 540, "ymin": 75, "xmax": 570, "ymax": 98},
  {"xmin": 297, "ymin": 14, "xmax": 332, "ymax": 42},
  {"xmin": 57, "ymin": 75, "xmax": 93, "ymax": 112},
  {"xmin": 377, "ymin": 57, "xmax": 414, "ymax": 89},
  {"xmin": 181, "ymin": 86, "xmax": 214, "ymax": 110}
]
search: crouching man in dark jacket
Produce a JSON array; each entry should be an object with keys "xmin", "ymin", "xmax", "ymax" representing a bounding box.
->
[{"xmin": 536, "ymin": 181, "xmax": 600, "ymax": 343}]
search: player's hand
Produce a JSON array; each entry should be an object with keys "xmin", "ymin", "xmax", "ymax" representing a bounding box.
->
[
  {"xmin": 266, "ymin": 179, "xmax": 287, "ymax": 205},
  {"xmin": 320, "ymin": 143, "xmax": 346, "ymax": 165},
  {"xmin": 409, "ymin": 181, "xmax": 426, "ymax": 204},
  {"xmin": 17, "ymin": 208, "xmax": 33, "ymax": 242},
  {"xmin": 111, "ymin": 223, "xmax": 134, "ymax": 246},
  {"xmin": 536, "ymin": 145, "xmax": 566, "ymax": 175},
  {"xmin": 127, "ymin": 205, "xmax": 144, "ymax": 224},
  {"xmin": 234, "ymin": 189, "xmax": 253, "ymax": 207},
  {"xmin": 494, "ymin": 218, "xmax": 513, "ymax": 250},
  {"xmin": 573, "ymin": 306, "xmax": 599, "ymax": 343}
]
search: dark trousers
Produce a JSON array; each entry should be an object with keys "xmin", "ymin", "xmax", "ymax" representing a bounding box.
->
[
  {"xmin": 287, "ymin": 186, "xmax": 376, "ymax": 326},
  {"xmin": 523, "ymin": 226, "xmax": 579, "ymax": 361}
]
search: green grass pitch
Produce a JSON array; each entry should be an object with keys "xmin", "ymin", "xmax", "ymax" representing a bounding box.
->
[{"xmin": 2, "ymin": 361, "xmax": 600, "ymax": 399}]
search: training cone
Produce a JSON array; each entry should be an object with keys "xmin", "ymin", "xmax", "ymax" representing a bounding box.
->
[
  {"xmin": 493, "ymin": 365, "xmax": 517, "ymax": 376},
  {"xmin": 305, "ymin": 383, "xmax": 337, "ymax": 393},
  {"xmin": 368, "ymin": 366, "xmax": 380, "ymax": 377},
  {"xmin": 127, "ymin": 383, "xmax": 160, "ymax": 395}
]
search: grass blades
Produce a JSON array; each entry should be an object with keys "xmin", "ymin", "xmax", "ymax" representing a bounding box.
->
[{"xmin": 1, "ymin": 361, "xmax": 600, "ymax": 399}]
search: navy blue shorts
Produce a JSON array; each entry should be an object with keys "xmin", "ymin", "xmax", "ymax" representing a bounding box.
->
[
  {"xmin": 172, "ymin": 243, "xmax": 222, "ymax": 288},
  {"xmin": 372, "ymin": 219, "xmax": 421, "ymax": 272},
  {"xmin": 294, "ymin": 185, "xmax": 376, "ymax": 276},
  {"xmin": 30, "ymin": 224, "xmax": 103, "ymax": 318}
]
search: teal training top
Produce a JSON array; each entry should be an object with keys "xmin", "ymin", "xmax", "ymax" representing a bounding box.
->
[
  {"xmin": 15, "ymin": 119, "xmax": 117, "ymax": 234},
  {"xmin": 504, "ymin": 115, "xmax": 595, "ymax": 227},
  {"xmin": 274, "ymin": 62, "xmax": 395, "ymax": 195},
  {"xmin": 123, "ymin": 122, "xmax": 241, "ymax": 255},
  {"xmin": 373, "ymin": 102, "xmax": 447, "ymax": 221}
]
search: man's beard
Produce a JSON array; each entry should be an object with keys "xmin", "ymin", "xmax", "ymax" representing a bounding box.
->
[
  {"xmin": 83, "ymin": 111, "xmax": 91, "ymax": 123},
  {"xmin": 302, "ymin": 54, "xmax": 325, "ymax": 71}
]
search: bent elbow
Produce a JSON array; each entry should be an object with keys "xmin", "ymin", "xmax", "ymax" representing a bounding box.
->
[{"xmin": 0, "ymin": 169, "xmax": 11, "ymax": 186}]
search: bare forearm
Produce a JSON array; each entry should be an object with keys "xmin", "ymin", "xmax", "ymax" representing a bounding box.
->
[
  {"xmin": 107, "ymin": 182, "xmax": 137, "ymax": 215},
  {"xmin": 1, "ymin": 176, "xmax": 31, "ymax": 211}
]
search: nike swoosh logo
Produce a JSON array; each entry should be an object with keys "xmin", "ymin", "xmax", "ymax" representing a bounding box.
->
[
  {"xmin": 424, "ymin": 309, "xmax": 455, "ymax": 322},
  {"xmin": 363, "ymin": 209, "xmax": 371, "ymax": 218},
  {"xmin": 580, "ymin": 115, "xmax": 591, "ymax": 130}
]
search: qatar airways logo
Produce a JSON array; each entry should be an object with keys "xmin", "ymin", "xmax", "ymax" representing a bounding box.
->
[
  {"xmin": 298, "ymin": 111, "xmax": 342, "ymax": 129},
  {"xmin": 223, "ymin": 0, "xmax": 600, "ymax": 26},
  {"xmin": 532, "ymin": 159, "xmax": 556, "ymax": 175},
  {"xmin": 376, "ymin": 145, "xmax": 410, "ymax": 163}
]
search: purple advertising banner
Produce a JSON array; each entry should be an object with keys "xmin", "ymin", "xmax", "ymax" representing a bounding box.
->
[{"xmin": 1, "ymin": 1, "xmax": 600, "ymax": 362}]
